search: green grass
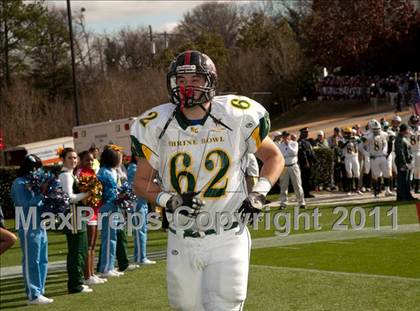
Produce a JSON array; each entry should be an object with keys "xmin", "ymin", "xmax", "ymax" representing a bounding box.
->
[
  {"xmin": 1, "ymin": 234, "xmax": 419, "ymax": 310},
  {"xmin": 249, "ymin": 200, "xmax": 418, "ymax": 238},
  {"xmin": 251, "ymin": 232, "xmax": 420, "ymax": 278},
  {"xmin": 1, "ymin": 200, "xmax": 419, "ymax": 310}
]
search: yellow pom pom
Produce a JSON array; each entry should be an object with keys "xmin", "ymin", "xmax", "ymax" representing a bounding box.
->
[{"xmin": 56, "ymin": 147, "xmax": 64, "ymax": 157}]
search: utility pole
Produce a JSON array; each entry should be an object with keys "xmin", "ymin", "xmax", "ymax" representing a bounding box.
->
[
  {"xmin": 164, "ymin": 31, "xmax": 168, "ymax": 49},
  {"xmin": 149, "ymin": 25, "xmax": 156, "ymax": 57},
  {"xmin": 66, "ymin": 0, "xmax": 80, "ymax": 126},
  {"xmin": 2, "ymin": 0, "xmax": 10, "ymax": 88}
]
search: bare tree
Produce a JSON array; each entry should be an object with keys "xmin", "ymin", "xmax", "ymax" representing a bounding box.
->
[{"xmin": 176, "ymin": 2, "xmax": 242, "ymax": 48}]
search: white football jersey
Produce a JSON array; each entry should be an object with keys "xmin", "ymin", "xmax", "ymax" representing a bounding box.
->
[
  {"xmin": 358, "ymin": 140, "xmax": 369, "ymax": 157},
  {"xmin": 367, "ymin": 131, "xmax": 388, "ymax": 157},
  {"xmin": 130, "ymin": 95, "xmax": 270, "ymax": 219},
  {"xmin": 386, "ymin": 129, "xmax": 396, "ymax": 152},
  {"xmin": 342, "ymin": 138, "xmax": 358, "ymax": 157},
  {"xmin": 409, "ymin": 125, "xmax": 420, "ymax": 153}
]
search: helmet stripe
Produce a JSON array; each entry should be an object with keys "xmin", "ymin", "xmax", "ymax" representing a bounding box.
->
[{"xmin": 184, "ymin": 51, "xmax": 191, "ymax": 65}]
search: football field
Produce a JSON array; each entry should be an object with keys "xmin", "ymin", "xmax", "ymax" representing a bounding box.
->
[{"xmin": 1, "ymin": 201, "xmax": 420, "ymax": 310}]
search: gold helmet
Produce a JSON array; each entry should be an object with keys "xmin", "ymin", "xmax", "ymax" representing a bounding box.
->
[{"xmin": 343, "ymin": 127, "xmax": 352, "ymax": 135}]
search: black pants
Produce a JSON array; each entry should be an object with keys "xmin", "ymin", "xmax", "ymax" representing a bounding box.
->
[
  {"xmin": 300, "ymin": 166, "xmax": 311, "ymax": 197},
  {"xmin": 65, "ymin": 231, "xmax": 87, "ymax": 293},
  {"xmin": 333, "ymin": 162, "xmax": 345, "ymax": 190},
  {"xmin": 396, "ymin": 169, "xmax": 413, "ymax": 201},
  {"xmin": 116, "ymin": 228, "xmax": 129, "ymax": 271}
]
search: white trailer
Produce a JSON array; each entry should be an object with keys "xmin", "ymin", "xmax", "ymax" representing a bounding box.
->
[
  {"xmin": 72, "ymin": 117, "xmax": 137, "ymax": 154},
  {"xmin": 3, "ymin": 136, "xmax": 74, "ymax": 166}
]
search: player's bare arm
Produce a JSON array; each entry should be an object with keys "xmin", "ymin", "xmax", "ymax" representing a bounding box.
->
[
  {"xmin": 133, "ymin": 157, "xmax": 159, "ymax": 204},
  {"xmin": 255, "ymin": 136, "xmax": 285, "ymax": 186}
]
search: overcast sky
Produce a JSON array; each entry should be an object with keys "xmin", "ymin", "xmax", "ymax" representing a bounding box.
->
[{"xmin": 43, "ymin": 1, "xmax": 207, "ymax": 33}]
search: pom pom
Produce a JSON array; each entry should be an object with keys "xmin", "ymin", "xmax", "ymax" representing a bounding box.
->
[
  {"xmin": 116, "ymin": 181, "xmax": 136, "ymax": 211},
  {"xmin": 77, "ymin": 175, "xmax": 103, "ymax": 208}
]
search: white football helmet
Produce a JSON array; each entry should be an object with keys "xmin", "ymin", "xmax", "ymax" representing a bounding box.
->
[
  {"xmin": 392, "ymin": 115, "xmax": 402, "ymax": 122},
  {"xmin": 368, "ymin": 119, "xmax": 381, "ymax": 135}
]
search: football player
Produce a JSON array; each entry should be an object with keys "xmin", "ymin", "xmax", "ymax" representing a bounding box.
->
[
  {"xmin": 358, "ymin": 134, "xmax": 371, "ymax": 192},
  {"xmin": 408, "ymin": 115, "xmax": 420, "ymax": 193},
  {"xmin": 390, "ymin": 115, "xmax": 402, "ymax": 133},
  {"xmin": 340, "ymin": 127, "xmax": 362, "ymax": 195},
  {"xmin": 131, "ymin": 50, "xmax": 284, "ymax": 310},
  {"xmin": 366, "ymin": 119, "xmax": 395, "ymax": 197}
]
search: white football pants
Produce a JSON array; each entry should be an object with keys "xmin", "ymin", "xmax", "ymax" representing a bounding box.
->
[
  {"xmin": 371, "ymin": 156, "xmax": 391, "ymax": 179},
  {"xmin": 167, "ymin": 226, "xmax": 251, "ymax": 311},
  {"xmin": 345, "ymin": 155, "xmax": 360, "ymax": 178}
]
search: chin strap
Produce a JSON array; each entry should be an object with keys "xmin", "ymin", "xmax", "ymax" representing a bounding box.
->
[
  {"xmin": 158, "ymin": 107, "xmax": 177, "ymax": 139},
  {"xmin": 198, "ymin": 103, "xmax": 233, "ymax": 131}
]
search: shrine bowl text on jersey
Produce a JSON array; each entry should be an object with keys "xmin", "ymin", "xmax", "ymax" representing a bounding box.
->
[{"xmin": 130, "ymin": 95, "xmax": 270, "ymax": 228}]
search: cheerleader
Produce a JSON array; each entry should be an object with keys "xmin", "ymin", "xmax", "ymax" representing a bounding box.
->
[
  {"xmin": 127, "ymin": 155, "xmax": 156, "ymax": 265},
  {"xmin": 11, "ymin": 155, "xmax": 52, "ymax": 304},
  {"xmin": 97, "ymin": 147, "xmax": 124, "ymax": 277},
  {"xmin": 76, "ymin": 151, "xmax": 106, "ymax": 285},
  {"xmin": 58, "ymin": 148, "xmax": 92, "ymax": 294}
]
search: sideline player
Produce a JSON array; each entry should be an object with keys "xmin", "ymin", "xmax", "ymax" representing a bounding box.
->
[
  {"xmin": 340, "ymin": 127, "xmax": 362, "ymax": 195},
  {"xmin": 131, "ymin": 50, "xmax": 284, "ymax": 310},
  {"xmin": 408, "ymin": 115, "xmax": 420, "ymax": 193},
  {"xmin": 366, "ymin": 119, "xmax": 395, "ymax": 197}
]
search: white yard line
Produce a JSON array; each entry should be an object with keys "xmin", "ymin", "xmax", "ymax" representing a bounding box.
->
[
  {"xmin": 252, "ymin": 224, "xmax": 420, "ymax": 249},
  {"xmin": 326, "ymin": 241, "xmax": 354, "ymax": 245},
  {"xmin": 376, "ymin": 236, "xmax": 407, "ymax": 240},
  {"xmin": 250, "ymin": 264, "xmax": 420, "ymax": 282},
  {"xmin": 266, "ymin": 192, "xmax": 419, "ymax": 208}
]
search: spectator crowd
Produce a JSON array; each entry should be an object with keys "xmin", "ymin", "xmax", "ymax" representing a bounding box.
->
[
  {"xmin": 315, "ymin": 73, "xmax": 420, "ymax": 113},
  {"xmin": 272, "ymin": 113, "xmax": 419, "ymax": 208}
]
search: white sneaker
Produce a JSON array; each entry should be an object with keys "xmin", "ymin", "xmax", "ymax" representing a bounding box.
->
[
  {"xmin": 356, "ymin": 190, "xmax": 363, "ymax": 195},
  {"xmin": 347, "ymin": 192, "xmax": 352, "ymax": 196},
  {"xmin": 93, "ymin": 274, "xmax": 108, "ymax": 282},
  {"xmin": 84, "ymin": 276, "xmax": 105, "ymax": 285},
  {"xmin": 361, "ymin": 187, "xmax": 366, "ymax": 192},
  {"xmin": 27, "ymin": 295, "xmax": 54, "ymax": 305},
  {"xmin": 112, "ymin": 269, "xmax": 124, "ymax": 276},
  {"xmin": 385, "ymin": 190, "xmax": 395, "ymax": 196},
  {"xmin": 123, "ymin": 264, "xmax": 138, "ymax": 271},
  {"xmin": 140, "ymin": 258, "xmax": 156, "ymax": 265},
  {"xmin": 101, "ymin": 270, "xmax": 121, "ymax": 278},
  {"xmin": 80, "ymin": 285, "xmax": 93, "ymax": 293}
]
